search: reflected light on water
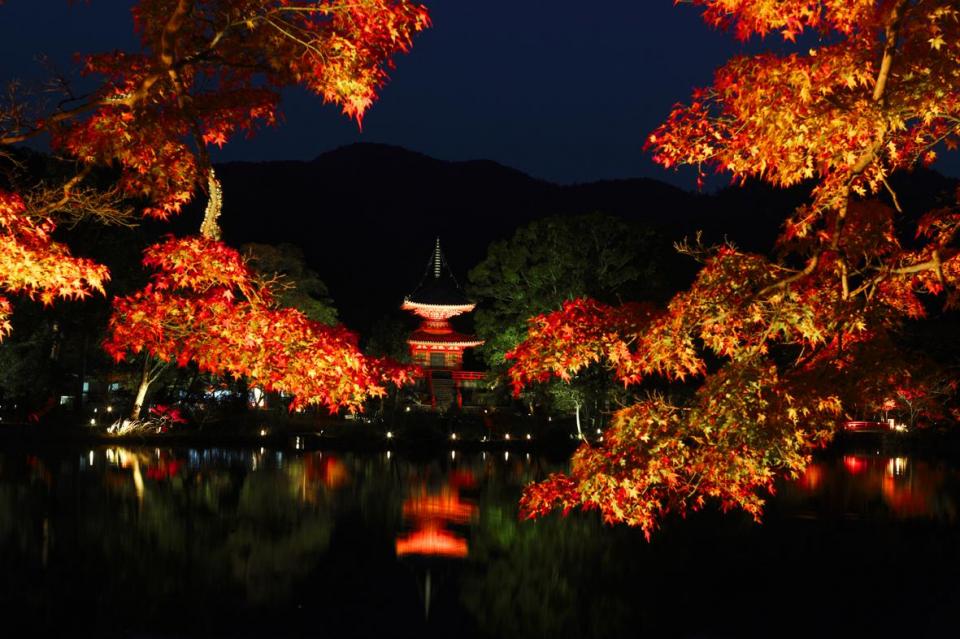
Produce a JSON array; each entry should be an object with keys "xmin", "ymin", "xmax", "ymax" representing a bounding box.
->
[
  {"xmin": 396, "ymin": 476, "xmax": 477, "ymax": 559},
  {"xmin": 887, "ymin": 457, "xmax": 908, "ymax": 477},
  {"xmin": 396, "ymin": 522, "xmax": 468, "ymax": 558},
  {"xmin": 5, "ymin": 446, "xmax": 960, "ymax": 637},
  {"xmin": 799, "ymin": 464, "xmax": 822, "ymax": 491},
  {"xmin": 793, "ymin": 454, "xmax": 951, "ymax": 520},
  {"xmin": 843, "ymin": 455, "xmax": 868, "ymax": 474}
]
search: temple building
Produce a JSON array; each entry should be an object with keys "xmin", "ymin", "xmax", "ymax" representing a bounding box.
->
[{"xmin": 402, "ymin": 238, "xmax": 485, "ymax": 410}]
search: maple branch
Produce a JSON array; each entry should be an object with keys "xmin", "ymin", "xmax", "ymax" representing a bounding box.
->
[
  {"xmin": 872, "ymin": 0, "xmax": 909, "ymax": 103},
  {"xmin": 756, "ymin": 253, "xmax": 819, "ymax": 299},
  {"xmin": 932, "ymin": 249, "xmax": 946, "ymax": 289},
  {"xmin": 160, "ymin": 0, "xmax": 192, "ymax": 70},
  {"xmin": 840, "ymin": 259, "xmax": 850, "ymax": 300},
  {"xmin": 0, "ymin": 66, "xmax": 170, "ymax": 145},
  {"xmin": 830, "ymin": 193, "xmax": 851, "ymax": 300},
  {"xmin": 0, "ymin": 98, "xmax": 101, "ymax": 145},
  {"xmin": 882, "ymin": 177, "xmax": 903, "ymax": 213},
  {"xmin": 849, "ymin": 139, "xmax": 884, "ymax": 177},
  {"xmin": 2, "ymin": 1, "xmax": 212, "ymax": 146},
  {"xmin": 826, "ymin": 2, "xmax": 909, "ymax": 301},
  {"xmin": 32, "ymin": 167, "xmax": 91, "ymax": 217},
  {"xmin": 263, "ymin": 16, "xmax": 329, "ymax": 62},
  {"xmin": 848, "ymin": 253, "xmax": 952, "ymax": 299},
  {"xmin": 833, "ymin": 0, "xmax": 909, "ymax": 188},
  {"xmin": 890, "ymin": 257, "xmax": 945, "ymax": 277}
]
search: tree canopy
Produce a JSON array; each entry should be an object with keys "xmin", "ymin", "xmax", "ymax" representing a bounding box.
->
[
  {"xmin": 0, "ymin": 1, "xmax": 429, "ymax": 413},
  {"xmin": 243, "ymin": 242, "xmax": 338, "ymax": 326},
  {"xmin": 468, "ymin": 213, "xmax": 662, "ymax": 369},
  {"xmin": 105, "ymin": 236, "xmax": 413, "ymax": 413},
  {"xmin": 510, "ymin": 0, "xmax": 960, "ymax": 537}
]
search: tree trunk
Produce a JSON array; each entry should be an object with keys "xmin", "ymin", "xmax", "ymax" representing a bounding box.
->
[
  {"xmin": 574, "ymin": 400, "xmax": 585, "ymax": 441},
  {"xmin": 130, "ymin": 357, "xmax": 152, "ymax": 420},
  {"xmin": 199, "ymin": 168, "xmax": 222, "ymax": 240}
]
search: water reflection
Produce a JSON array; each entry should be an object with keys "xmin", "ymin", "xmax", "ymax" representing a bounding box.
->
[
  {"xmin": 787, "ymin": 453, "xmax": 958, "ymax": 521},
  {"xmin": 2, "ymin": 447, "xmax": 960, "ymax": 637},
  {"xmin": 396, "ymin": 471, "xmax": 477, "ymax": 558}
]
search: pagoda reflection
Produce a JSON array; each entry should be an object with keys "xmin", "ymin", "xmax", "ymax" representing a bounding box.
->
[{"xmin": 396, "ymin": 470, "xmax": 477, "ymax": 558}]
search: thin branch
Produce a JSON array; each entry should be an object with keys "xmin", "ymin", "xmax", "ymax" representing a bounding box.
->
[
  {"xmin": 757, "ymin": 253, "xmax": 819, "ymax": 299},
  {"xmin": 882, "ymin": 176, "xmax": 903, "ymax": 213}
]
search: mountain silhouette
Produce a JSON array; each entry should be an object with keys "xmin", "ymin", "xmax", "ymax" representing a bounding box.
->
[{"xmin": 207, "ymin": 143, "xmax": 957, "ymax": 334}]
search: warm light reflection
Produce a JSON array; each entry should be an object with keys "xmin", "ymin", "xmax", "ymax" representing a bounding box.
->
[
  {"xmin": 881, "ymin": 472, "xmax": 928, "ymax": 518},
  {"xmin": 843, "ymin": 455, "xmax": 868, "ymax": 475},
  {"xmin": 396, "ymin": 473, "xmax": 477, "ymax": 559},
  {"xmin": 799, "ymin": 464, "xmax": 823, "ymax": 491},
  {"xmin": 396, "ymin": 521, "xmax": 469, "ymax": 558},
  {"xmin": 794, "ymin": 455, "xmax": 943, "ymax": 519},
  {"xmin": 886, "ymin": 457, "xmax": 908, "ymax": 478},
  {"xmin": 303, "ymin": 453, "xmax": 348, "ymax": 490},
  {"xmin": 402, "ymin": 487, "xmax": 475, "ymax": 523},
  {"xmin": 114, "ymin": 447, "xmax": 145, "ymax": 505}
]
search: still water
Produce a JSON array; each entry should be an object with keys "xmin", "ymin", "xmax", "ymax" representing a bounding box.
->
[{"xmin": 1, "ymin": 445, "xmax": 960, "ymax": 638}]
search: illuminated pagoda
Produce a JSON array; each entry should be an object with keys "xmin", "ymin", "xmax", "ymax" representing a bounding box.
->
[{"xmin": 402, "ymin": 238, "xmax": 484, "ymax": 409}]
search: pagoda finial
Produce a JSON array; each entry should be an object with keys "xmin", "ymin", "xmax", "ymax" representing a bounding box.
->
[{"xmin": 433, "ymin": 237, "xmax": 442, "ymax": 279}]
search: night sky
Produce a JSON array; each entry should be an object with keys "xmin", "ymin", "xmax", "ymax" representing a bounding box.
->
[{"xmin": 3, "ymin": 1, "xmax": 957, "ymax": 189}]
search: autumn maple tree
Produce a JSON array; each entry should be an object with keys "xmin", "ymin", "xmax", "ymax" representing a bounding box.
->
[
  {"xmin": 509, "ymin": 0, "xmax": 960, "ymax": 537},
  {"xmin": 0, "ymin": 190, "xmax": 109, "ymax": 336},
  {"xmin": 105, "ymin": 236, "xmax": 414, "ymax": 419},
  {"xmin": 0, "ymin": 1, "xmax": 428, "ymax": 414}
]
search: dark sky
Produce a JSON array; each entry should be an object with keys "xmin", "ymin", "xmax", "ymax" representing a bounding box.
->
[{"xmin": 0, "ymin": 1, "xmax": 957, "ymax": 187}]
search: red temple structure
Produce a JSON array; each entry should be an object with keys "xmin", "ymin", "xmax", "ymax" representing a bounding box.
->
[{"xmin": 402, "ymin": 238, "xmax": 485, "ymax": 410}]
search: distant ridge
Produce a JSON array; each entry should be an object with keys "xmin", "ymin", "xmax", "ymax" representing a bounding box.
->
[{"xmin": 210, "ymin": 143, "xmax": 957, "ymax": 334}]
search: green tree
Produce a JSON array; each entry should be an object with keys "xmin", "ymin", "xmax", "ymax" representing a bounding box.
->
[
  {"xmin": 242, "ymin": 243, "xmax": 338, "ymax": 325},
  {"xmin": 467, "ymin": 213, "xmax": 662, "ymax": 423},
  {"xmin": 468, "ymin": 213, "xmax": 662, "ymax": 369}
]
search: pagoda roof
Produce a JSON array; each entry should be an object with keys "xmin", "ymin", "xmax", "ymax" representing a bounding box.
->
[
  {"xmin": 408, "ymin": 328, "xmax": 484, "ymax": 348},
  {"xmin": 403, "ymin": 238, "xmax": 474, "ymax": 308}
]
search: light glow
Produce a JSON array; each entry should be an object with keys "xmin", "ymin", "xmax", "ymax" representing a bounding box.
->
[{"xmin": 396, "ymin": 522, "xmax": 468, "ymax": 558}]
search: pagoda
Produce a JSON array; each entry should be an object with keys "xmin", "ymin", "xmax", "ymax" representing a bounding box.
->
[{"xmin": 402, "ymin": 238, "xmax": 484, "ymax": 409}]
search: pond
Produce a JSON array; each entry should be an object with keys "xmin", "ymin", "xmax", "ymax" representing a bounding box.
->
[{"xmin": 1, "ymin": 444, "xmax": 959, "ymax": 638}]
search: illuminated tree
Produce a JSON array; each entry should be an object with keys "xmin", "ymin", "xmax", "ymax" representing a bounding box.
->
[
  {"xmin": 0, "ymin": 0, "xmax": 427, "ymax": 318},
  {"xmin": 511, "ymin": 0, "xmax": 960, "ymax": 537},
  {"xmin": 0, "ymin": 190, "xmax": 108, "ymax": 337},
  {"xmin": 105, "ymin": 236, "xmax": 414, "ymax": 419},
  {"xmin": 2, "ymin": 0, "xmax": 429, "ymax": 222},
  {"xmin": 0, "ymin": 1, "xmax": 428, "ymax": 413}
]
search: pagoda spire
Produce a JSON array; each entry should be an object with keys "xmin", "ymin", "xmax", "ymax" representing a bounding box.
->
[{"xmin": 433, "ymin": 237, "xmax": 442, "ymax": 279}]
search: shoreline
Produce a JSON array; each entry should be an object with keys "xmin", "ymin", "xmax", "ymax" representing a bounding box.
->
[{"xmin": 2, "ymin": 422, "xmax": 960, "ymax": 459}]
